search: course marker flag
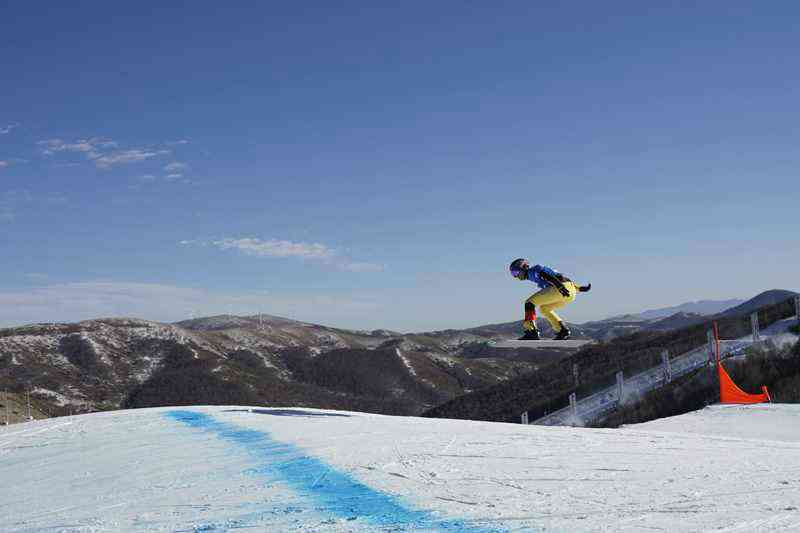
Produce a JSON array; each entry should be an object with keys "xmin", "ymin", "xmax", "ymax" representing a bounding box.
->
[{"xmin": 713, "ymin": 322, "xmax": 771, "ymax": 404}]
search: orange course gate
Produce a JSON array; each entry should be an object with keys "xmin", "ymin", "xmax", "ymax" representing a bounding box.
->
[{"xmin": 713, "ymin": 322, "xmax": 770, "ymax": 404}]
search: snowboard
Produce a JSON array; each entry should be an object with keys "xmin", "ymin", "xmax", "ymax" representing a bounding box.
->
[{"xmin": 488, "ymin": 339, "xmax": 593, "ymax": 349}]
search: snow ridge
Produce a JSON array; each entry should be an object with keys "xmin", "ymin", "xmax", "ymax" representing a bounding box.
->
[{"xmin": 396, "ymin": 347, "xmax": 417, "ymax": 377}]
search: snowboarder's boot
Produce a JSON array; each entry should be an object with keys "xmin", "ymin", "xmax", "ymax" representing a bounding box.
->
[
  {"xmin": 554, "ymin": 322, "xmax": 571, "ymax": 340},
  {"xmin": 518, "ymin": 328, "xmax": 540, "ymax": 341}
]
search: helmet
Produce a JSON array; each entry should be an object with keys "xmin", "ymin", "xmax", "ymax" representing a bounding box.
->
[{"xmin": 509, "ymin": 258, "xmax": 529, "ymax": 279}]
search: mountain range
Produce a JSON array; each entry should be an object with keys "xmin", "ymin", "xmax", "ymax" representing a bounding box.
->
[{"xmin": 0, "ymin": 290, "xmax": 796, "ymax": 423}]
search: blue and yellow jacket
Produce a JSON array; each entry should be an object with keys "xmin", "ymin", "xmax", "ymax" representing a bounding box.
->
[
  {"xmin": 525, "ymin": 264, "xmax": 564, "ymax": 290},
  {"xmin": 525, "ymin": 265, "xmax": 591, "ymax": 294}
]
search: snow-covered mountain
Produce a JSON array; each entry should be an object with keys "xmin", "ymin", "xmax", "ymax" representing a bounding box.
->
[
  {"xmin": 1, "ymin": 290, "xmax": 795, "ymax": 423},
  {"xmin": 718, "ymin": 289, "xmax": 798, "ymax": 317},
  {"xmin": 0, "ymin": 316, "xmax": 542, "ymax": 421},
  {"xmin": 630, "ymin": 298, "xmax": 746, "ymax": 320},
  {"xmin": 2, "ymin": 404, "xmax": 799, "ymax": 531}
]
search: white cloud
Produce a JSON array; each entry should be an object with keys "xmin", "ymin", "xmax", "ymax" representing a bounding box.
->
[
  {"xmin": 165, "ymin": 173, "xmax": 183, "ymax": 180},
  {"xmin": 166, "ymin": 139, "xmax": 190, "ymax": 146},
  {"xmin": 212, "ymin": 237, "xmax": 336, "ymax": 260},
  {"xmin": 94, "ymin": 149, "xmax": 170, "ymax": 169},
  {"xmin": 37, "ymin": 137, "xmax": 170, "ymax": 169},
  {"xmin": 164, "ymin": 161, "xmax": 189, "ymax": 173},
  {"xmin": 0, "ymin": 161, "xmax": 8, "ymax": 168},
  {"xmin": 38, "ymin": 137, "xmax": 117, "ymax": 159},
  {"xmin": 197, "ymin": 237, "xmax": 385, "ymax": 272},
  {"xmin": 138, "ymin": 174, "xmax": 157, "ymax": 181},
  {"xmin": 0, "ymin": 123, "xmax": 19, "ymax": 135}
]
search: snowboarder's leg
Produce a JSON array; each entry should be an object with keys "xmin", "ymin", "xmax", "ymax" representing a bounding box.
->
[
  {"xmin": 522, "ymin": 301, "xmax": 537, "ymax": 331},
  {"xmin": 539, "ymin": 303, "xmax": 565, "ymax": 330},
  {"xmin": 531, "ymin": 283, "xmax": 578, "ymax": 335},
  {"xmin": 525, "ymin": 287, "xmax": 561, "ymax": 335},
  {"xmin": 520, "ymin": 301, "xmax": 541, "ymax": 339}
]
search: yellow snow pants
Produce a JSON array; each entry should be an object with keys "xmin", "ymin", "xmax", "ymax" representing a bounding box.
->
[{"xmin": 523, "ymin": 281, "xmax": 578, "ymax": 331}]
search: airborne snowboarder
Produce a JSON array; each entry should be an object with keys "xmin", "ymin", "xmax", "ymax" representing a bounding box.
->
[{"xmin": 509, "ymin": 258, "xmax": 591, "ymax": 341}]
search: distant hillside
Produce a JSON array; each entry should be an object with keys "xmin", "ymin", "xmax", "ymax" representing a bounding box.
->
[
  {"xmin": 3, "ymin": 289, "xmax": 796, "ymax": 425},
  {"xmin": 422, "ymin": 293, "xmax": 799, "ymax": 424},
  {"xmin": 636, "ymin": 298, "xmax": 745, "ymax": 320},
  {"xmin": 596, "ymin": 298, "xmax": 745, "ymax": 324},
  {"xmin": 642, "ymin": 312, "xmax": 707, "ymax": 332},
  {"xmin": 718, "ymin": 289, "xmax": 798, "ymax": 318},
  {"xmin": 0, "ymin": 391, "xmax": 49, "ymax": 424},
  {"xmin": 0, "ymin": 316, "xmax": 542, "ymax": 421}
]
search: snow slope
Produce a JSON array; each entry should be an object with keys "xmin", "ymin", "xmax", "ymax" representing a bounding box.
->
[{"xmin": 2, "ymin": 405, "xmax": 800, "ymax": 532}]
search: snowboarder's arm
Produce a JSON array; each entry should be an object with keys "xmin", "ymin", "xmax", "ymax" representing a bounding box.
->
[{"xmin": 538, "ymin": 269, "xmax": 570, "ymax": 297}]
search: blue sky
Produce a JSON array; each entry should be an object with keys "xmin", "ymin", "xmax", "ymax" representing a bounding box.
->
[{"xmin": 1, "ymin": 2, "xmax": 798, "ymax": 331}]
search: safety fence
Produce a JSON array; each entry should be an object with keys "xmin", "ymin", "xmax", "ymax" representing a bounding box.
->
[{"xmin": 522, "ymin": 295, "xmax": 800, "ymax": 427}]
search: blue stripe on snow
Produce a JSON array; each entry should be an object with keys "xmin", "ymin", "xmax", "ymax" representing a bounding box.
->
[{"xmin": 166, "ymin": 410, "xmax": 508, "ymax": 532}]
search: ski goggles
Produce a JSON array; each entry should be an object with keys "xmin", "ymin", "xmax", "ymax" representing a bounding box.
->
[{"xmin": 510, "ymin": 268, "xmax": 524, "ymax": 278}]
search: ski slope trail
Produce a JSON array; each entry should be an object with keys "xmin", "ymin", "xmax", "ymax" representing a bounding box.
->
[{"xmin": 2, "ymin": 405, "xmax": 800, "ymax": 532}]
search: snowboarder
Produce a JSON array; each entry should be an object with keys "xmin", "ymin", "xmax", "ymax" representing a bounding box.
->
[{"xmin": 509, "ymin": 258, "xmax": 591, "ymax": 341}]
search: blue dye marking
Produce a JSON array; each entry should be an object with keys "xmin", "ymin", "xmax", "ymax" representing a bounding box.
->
[
  {"xmin": 221, "ymin": 408, "xmax": 352, "ymax": 418},
  {"xmin": 166, "ymin": 410, "xmax": 510, "ymax": 532}
]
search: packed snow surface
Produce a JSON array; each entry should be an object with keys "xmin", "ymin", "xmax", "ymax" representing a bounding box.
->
[{"xmin": 2, "ymin": 404, "xmax": 800, "ymax": 532}]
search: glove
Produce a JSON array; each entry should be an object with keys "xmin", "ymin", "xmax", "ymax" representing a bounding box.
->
[{"xmin": 557, "ymin": 284, "xmax": 570, "ymax": 297}]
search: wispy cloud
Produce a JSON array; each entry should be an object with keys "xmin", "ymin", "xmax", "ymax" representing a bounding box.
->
[
  {"xmin": 184, "ymin": 237, "xmax": 384, "ymax": 272},
  {"xmin": 38, "ymin": 137, "xmax": 117, "ymax": 159},
  {"xmin": 166, "ymin": 139, "xmax": 190, "ymax": 146},
  {"xmin": 212, "ymin": 238, "xmax": 337, "ymax": 260},
  {"xmin": 94, "ymin": 149, "xmax": 170, "ymax": 169},
  {"xmin": 0, "ymin": 281, "xmax": 383, "ymax": 329},
  {"xmin": 37, "ymin": 137, "xmax": 170, "ymax": 169},
  {"xmin": 0, "ymin": 122, "xmax": 19, "ymax": 135},
  {"xmin": 164, "ymin": 161, "xmax": 189, "ymax": 173},
  {"xmin": 165, "ymin": 173, "xmax": 184, "ymax": 180},
  {"xmin": 0, "ymin": 278, "xmax": 524, "ymax": 331},
  {"xmin": 0, "ymin": 160, "xmax": 8, "ymax": 169}
]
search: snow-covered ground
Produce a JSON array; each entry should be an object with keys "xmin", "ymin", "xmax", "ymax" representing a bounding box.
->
[{"xmin": 2, "ymin": 404, "xmax": 800, "ymax": 532}]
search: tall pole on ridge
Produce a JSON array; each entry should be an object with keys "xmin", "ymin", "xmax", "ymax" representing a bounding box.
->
[
  {"xmin": 751, "ymin": 312, "xmax": 760, "ymax": 342},
  {"xmin": 795, "ymin": 295, "xmax": 800, "ymax": 324}
]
